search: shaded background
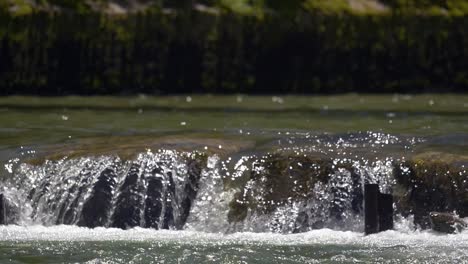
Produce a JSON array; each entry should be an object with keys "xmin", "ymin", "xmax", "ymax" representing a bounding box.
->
[{"xmin": 0, "ymin": 0, "xmax": 468, "ymax": 95}]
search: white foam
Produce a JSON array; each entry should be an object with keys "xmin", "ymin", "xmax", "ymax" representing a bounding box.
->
[{"xmin": 2, "ymin": 224, "xmax": 468, "ymax": 249}]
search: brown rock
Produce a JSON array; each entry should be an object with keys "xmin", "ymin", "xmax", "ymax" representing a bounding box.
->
[{"xmin": 429, "ymin": 212, "xmax": 467, "ymax": 234}]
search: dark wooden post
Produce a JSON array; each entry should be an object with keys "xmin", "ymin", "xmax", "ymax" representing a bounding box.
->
[
  {"xmin": 364, "ymin": 184, "xmax": 379, "ymax": 235},
  {"xmin": 378, "ymin": 193, "xmax": 394, "ymax": 232}
]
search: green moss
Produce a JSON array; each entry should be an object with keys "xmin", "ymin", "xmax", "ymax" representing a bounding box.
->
[
  {"xmin": 219, "ymin": 0, "xmax": 264, "ymax": 17},
  {"xmin": 394, "ymin": 152, "xmax": 468, "ymax": 225},
  {"xmin": 24, "ymin": 134, "xmax": 255, "ymax": 164},
  {"xmin": 227, "ymin": 153, "xmax": 341, "ymax": 223},
  {"xmin": 447, "ymin": 0, "xmax": 468, "ymax": 16},
  {"xmin": 1, "ymin": 0, "xmax": 468, "ymax": 16},
  {"xmin": 7, "ymin": 0, "xmax": 33, "ymax": 16},
  {"xmin": 303, "ymin": 0, "xmax": 351, "ymax": 14}
]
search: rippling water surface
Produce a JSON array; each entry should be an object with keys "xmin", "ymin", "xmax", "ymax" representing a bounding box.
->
[
  {"xmin": 2, "ymin": 224, "xmax": 468, "ymax": 263},
  {"xmin": 0, "ymin": 95, "xmax": 467, "ymax": 263}
]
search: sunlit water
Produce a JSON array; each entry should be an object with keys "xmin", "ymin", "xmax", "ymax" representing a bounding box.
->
[
  {"xmin": 2, "ymin": 224, "xmax": 468, "ymax": 263},
  {"xmin": 0, "ymin": 95, "xmax": 467, "ymax": 263}
]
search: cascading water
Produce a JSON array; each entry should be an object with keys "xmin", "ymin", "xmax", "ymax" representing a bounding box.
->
[
  {"xmin": 1, "ymin": 95, "xmax": 467, "ymax": 263},
  {"xmin": 0, "ymin": 132, "xmax": 421, "ymax": 234},
  {"xmin": 1, "ymin": 131, "xmax": 468, "ymax": 263},
  {"xmin": 1, "ymin": 150, "xmax": 205, "ymax": 230}
]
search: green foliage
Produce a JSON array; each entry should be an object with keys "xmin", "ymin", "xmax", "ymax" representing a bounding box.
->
[
  {"xmin": 265, "ymin": 0, "xmax": 303, "ymax": 15},
  {"xmin": 447, "ymin": 0, "xmax": 468, "ymax": 15},
  {"xmin": 162, "ymin": 0, "xmax": 192, "ymax": 9},
  {"xmin": 381, "ymin": 0, "xmax": 468, "ymax": 15},
  {"xmin": 218, "ymin": 0, "xmax": 264, "ymax": 17},
  {"xmin": 46, "ymin": 0, "xmax": 93, "ymax": 13},
  {"xmin": 0, "ymin": 6, "xmax": 468, "ymax": 94},
  {"xmin": 0, "ymin": 0, "xmax": 8, "ymax": 12},
  {"xmin": 303, "ymin": 0, "xmax": 350, "ymax": 14},
  {"xmin": 381, "ymin": 0, "xmax": 444, "ymax": 8},
  {"xmin": 5, "ymin": 0, "xmax": 34, "ymax": 15},
  {"xmin": 2, "ymin": 0, "xmax": 468, "ymax": 16}
]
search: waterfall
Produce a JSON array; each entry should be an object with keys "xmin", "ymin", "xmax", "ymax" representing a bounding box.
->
[
  {"xmin": 2, "ymin": 132, "xmax": 465, "ymax": 233},
  {"xmin": 0, "ymin": 150, "xmax": 398, "ymax": 233},
  {"xmin": 1, "ymin": 150, "xmax": 205, "ymax": 229}
]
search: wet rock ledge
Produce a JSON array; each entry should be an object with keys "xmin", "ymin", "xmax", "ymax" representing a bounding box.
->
[
  {"xmin": 226, "ymin": 151, "xmax": 468, "ymax": 232},
  {"xmin": 394, "ymin": 152, "xmax": 468, "ymax": 229},
  {"xmin": 2, "ymin": 146, "xmax": 468, "ymax": 233}
]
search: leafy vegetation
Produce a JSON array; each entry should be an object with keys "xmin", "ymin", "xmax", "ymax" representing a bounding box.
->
[
  {"xmin": 0, "ymin": 1, "xmax": 467, "ymax": 94},
  {"xmin": 1, "ymin": 0, "xmax": 468, "ymax": 16}
]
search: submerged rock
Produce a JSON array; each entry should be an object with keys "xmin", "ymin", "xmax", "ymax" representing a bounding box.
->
[{"xmin": 429, "ymin": 212, "xmax": 467, "ymax": 233}]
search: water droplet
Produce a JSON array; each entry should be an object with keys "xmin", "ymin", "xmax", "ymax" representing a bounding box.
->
[{"xmin": 272, "ymin": 96, "xmax": 284, "ymax": 104}]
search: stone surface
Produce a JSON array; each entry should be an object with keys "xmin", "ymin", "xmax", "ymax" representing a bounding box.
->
[
  {"xmin": 429, "ymin": 212, "xmax": 467, "ymax": 234},
  {"xmin": 111, "ymin": 162, "xmax": 150, "ymax": 229},
  {"xmin": 78, "ymin": 168, "xmax": 117, "ymax": 228},
  {"xmin": 227, "ymin": 153, "xmax": 364, "ymax": 232},
  {"xmin": 393, "ymin": 152, "xmax": 468, "ymax": 228},
  {"xmin": 27, "ymin": 135, "xmax": 255, "ymax": 164},
  {"xmin": 0, "ymin": 193, "xmax": 19, "ymax": 225},
  {"xmin": 143, "ymin": 166, "xmax": 165, "ymax": 229}
]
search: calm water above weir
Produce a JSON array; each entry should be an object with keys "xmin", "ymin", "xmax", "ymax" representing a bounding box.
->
[{"xmin": 1, "ymin": 95, "xmax": 468, "ymax": 263}]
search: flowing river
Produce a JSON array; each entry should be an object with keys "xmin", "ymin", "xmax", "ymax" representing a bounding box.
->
[{"xmin": 0, "ymin": 95, "xmax": 467, "ymax": 263}]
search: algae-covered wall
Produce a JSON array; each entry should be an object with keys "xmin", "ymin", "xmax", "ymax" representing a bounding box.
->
[{"xmin": 0, "ymin": 2, "xmax": 468, "ymax": 94}]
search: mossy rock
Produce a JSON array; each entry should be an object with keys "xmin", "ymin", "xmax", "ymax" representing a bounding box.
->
[
  {"xmin": 26, "ymin": 134, "xmax": 255, "ymax": 165},
  {"xmin": 429, "ymin": 212, "xmax": 467, "ymax": 234},
  {"xmin": 227, "ymin": 153, "xmax": 361, "ymax": 224},
  {"xmin": 393, "ymin": 152, "xmax": 468, "ymax": 228}
]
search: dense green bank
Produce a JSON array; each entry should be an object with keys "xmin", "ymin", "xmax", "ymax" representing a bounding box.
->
[{"xmin": 1, "ymin": 7, "xmax": 468, "ymax": 94}]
